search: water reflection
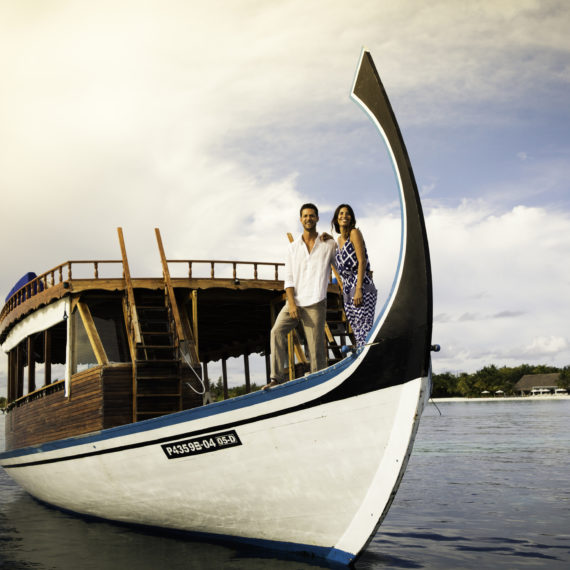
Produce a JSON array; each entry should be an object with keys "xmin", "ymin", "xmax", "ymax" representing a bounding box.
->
[
  {"xmin": 2, "ymin": 400, "xmax": 569, "ymax": 569},
  {"xmin": 0, "ymin": 483, "xmax": 338, "ymax": 570}
]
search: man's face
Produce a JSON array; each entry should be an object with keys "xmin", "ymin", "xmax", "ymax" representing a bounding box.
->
[{"xmin": 300, "ymin": 208, "xmax": 318, "ymax": 231}]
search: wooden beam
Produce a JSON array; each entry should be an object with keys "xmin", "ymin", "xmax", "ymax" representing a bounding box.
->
[
  {"xmin": 155, "ymin": 228, "xmax": 199, "ymax": 366},
  {"xmin": 27, "ymin": 336, "xmax": 36, "ymax": 393},
  {"xmin": 77, "ymin": 301, "xmax": 109, "ymax": 366},
  {"xmin": 288, "ymin": 332, "xmax": 295, "ymax": 381},
  {"xmin": 244, "ymin": 353, "xmax": 251, "ymax": 393},
  {"xmin": 122, "ymin": 297, "xmax": 137, "ymax": 363},
  {"xmin": 203, "ymin": 361, "xmax": 210, "ymax": 392},
  {"xmin": 7, "ymin": 350, "xmax": 15, "ymax": 402},
  {"xmin": 325, "ymin": 325, "xmax": 343, "ymax": 360},
  {"xmin": 180, "ymin": 296, "xmax": 199, "ymax": 363},
  {"xmin": 191, "ymin": 289, "xmax": 199, "ymax": 357},
  {"xmin": 117, "ymin": 228, "xmax": 142, "ymax": 345},
  {"xmin": 44, "ymin": 329, "xmax": 52, "ymax": 386},
  {"xmin": 221, "ymin": 358, "xmax": 229, "ymax": 400},
  {"xmin": 292, "ymin": 330, "xmax": 308, "ymax": 364},
  {"xmin": 16, "ymin": 344, "xmax": 24, "ymax": 398},
  {"xmin": 264, "ymin": 351, "xmax": 271, "ymax": 382}
]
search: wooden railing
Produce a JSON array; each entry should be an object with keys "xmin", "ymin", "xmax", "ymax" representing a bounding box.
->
[
  {"xmin": 1, "ymin": 260, "xmax": 124, "ymax": 321},
  {"xmin": 166, "ymin": 260, "xmax": 284, "ymax": 281},
  {"xmin": 1, "ymin": 258, "xmax": 286, "ymax": 323},
  {"xmin": 117, "ymin": 229, "xmax": 142, "ymax": 351}
]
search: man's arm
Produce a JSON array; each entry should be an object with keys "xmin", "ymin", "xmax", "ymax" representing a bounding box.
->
[
  {"xmin": 286, "ymin": 287, "xmax": 299, "ymax": 320},
  {"xmin": 284, "ymin": 242, "xmax": 299, "ymax": 319}
]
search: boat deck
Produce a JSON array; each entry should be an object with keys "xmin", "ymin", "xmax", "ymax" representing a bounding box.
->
[{"xmin": 1, "ymin": 254, "xmax": 350, "ymax": 450}]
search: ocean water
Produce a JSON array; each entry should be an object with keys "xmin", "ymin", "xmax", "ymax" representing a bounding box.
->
[{"xmin": 1, "ymin": 399, "xmax": 568, "ymax": 569}]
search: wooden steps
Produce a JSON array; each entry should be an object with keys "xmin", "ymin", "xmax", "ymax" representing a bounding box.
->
[
  {"xmin": 133, "ymin": 291, "xmax": 182, "ymax": 421},
  {"xmin": 325, "ymin": 294, "xmax": 354, "ymax": 364}
]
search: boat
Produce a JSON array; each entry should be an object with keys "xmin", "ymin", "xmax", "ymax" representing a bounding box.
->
[{"xmin": 0, "ymin": 51, "xmax": 433, "ymax": 566}]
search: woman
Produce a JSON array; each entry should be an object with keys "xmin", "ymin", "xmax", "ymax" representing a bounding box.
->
[{"xmin": 332, "ymin": 204, "xmax": 377, "ymax": 347}]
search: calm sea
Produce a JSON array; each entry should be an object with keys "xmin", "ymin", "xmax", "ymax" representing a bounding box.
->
[{"xmin": 1, "ymin": 399, "xmax": 569, "ymax": 569}]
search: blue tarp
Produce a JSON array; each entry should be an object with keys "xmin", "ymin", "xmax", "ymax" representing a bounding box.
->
[{"xmin": 5, "ymin": 272, "xmax": 43, "ymax": 302}]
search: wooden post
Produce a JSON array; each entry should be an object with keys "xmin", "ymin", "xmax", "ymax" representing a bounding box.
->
[
  {"xmin": 117, "ymin": 228, "xmax": 142, "ymax": 346},
  {"xmin": 292, "ymin": 330, "xmax": 308, "ymax": 364},
  {"xmin": 265, "ymin": 351, "xmax": 271, "ymax": 382},
  {"xmin": 203, "ymin": 361, "xmax": 210, "ymax": 393},
  {"xmin": 244, "ymin": 353, "xmax": 251, "ymax": 393},
  {"xmin": 7, "ymin": 351, "xmax": 14, "ymax": 402},
  {"xmin": 16, "ymin": 344, "xmax": 24, "ymax": 398},
  {"xmin": 122, "ymin": 298, "xmax": 137, "ymax": 364},
  {"xmin": 77, "ymin": 301, "xmax": 109, "ymax": 365},
  {"xmin": 155, "ymin": 228, "xmax": 199, "ymax": 365},
  {"xmin": 287, "ymin": 332, "xmax": 295, "ymax": 381},
  {"xmin": 191, "ymin": 290, "xmax": 199, "ymax": 357},
  {"xmin": 27, "ymin": 336, "xmax": 36, "ymax": 394},
  {"xmin": 221, "ymin": 358, "xmax": 229, "ymax": 400},
  {"xmin": 44, "ymin": 329, "xmax": 52, "ymax": 386}
]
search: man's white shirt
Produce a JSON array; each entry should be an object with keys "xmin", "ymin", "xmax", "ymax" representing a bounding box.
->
[{"xmin": 283, "ymin": 233, "xmax": 337, "ymax": 307}]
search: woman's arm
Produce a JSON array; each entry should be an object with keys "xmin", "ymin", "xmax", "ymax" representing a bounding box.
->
[{"xmin": 350, "ymin": 228, "xmax": 366, "ymax": 307}]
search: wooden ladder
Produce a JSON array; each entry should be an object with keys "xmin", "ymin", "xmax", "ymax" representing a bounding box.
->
[
  {"xmin": 118, "ymin": 227, "xmax": 198, "ymax": 422},
  {"xmin": 132, "ymin": 288, "xmax": 183, "ymax": 421}
]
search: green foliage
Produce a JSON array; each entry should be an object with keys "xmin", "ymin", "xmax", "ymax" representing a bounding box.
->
[
  {"xmin": 207, "ymin": 377, "xmax": 262, "ymax": 401},
  {"xmin": 207, "ymin": 365, "xmax": 570, "ymax": 401},
  {"xmin": 0, "ymin": 396, "xmax": 6, "ymax": 409},
  {"xmin": 558, "ymin": 366, "xmax": 570, "ymax": 390},
  {"xmin": 430, "ymin": 371, "xmax": 457, "ymax": 398},
  {"xmin": 432, "ymin": 363, "xmax": 569, "ymax": 398}
]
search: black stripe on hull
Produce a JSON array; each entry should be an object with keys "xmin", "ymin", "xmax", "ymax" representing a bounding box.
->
[{"xmin": 329, "ymin": 50, "xmax": 433, "ymax": 401}]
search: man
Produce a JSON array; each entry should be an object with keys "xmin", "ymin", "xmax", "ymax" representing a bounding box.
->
[{"xmin": 265, "ymin": 203, "xmax": 337, "ymax": 389}]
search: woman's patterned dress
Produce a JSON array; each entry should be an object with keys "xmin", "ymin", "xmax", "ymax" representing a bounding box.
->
[{"xmin": 335, "ymin": 238, "xmax": 377, "ymax": 346}]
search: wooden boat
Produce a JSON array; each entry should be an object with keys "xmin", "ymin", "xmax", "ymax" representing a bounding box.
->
[{"xmin": 0, "ymin": 51, "xmax": 433, "ymax": 566}]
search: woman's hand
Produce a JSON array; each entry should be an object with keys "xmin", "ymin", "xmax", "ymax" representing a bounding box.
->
[
  {"xmin": 353, "ymin": 286, "xmax": 363, "ymax": 307},
  {"xmin": 320, "ymin": 232, "xmax": 333, "ymax": 241}
]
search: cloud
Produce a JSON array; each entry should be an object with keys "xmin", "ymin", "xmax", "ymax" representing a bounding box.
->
[
  {"xmin": 435, "ymin": 310, "xmax": 526, "ymax": 322},
  {"xmin": 524, "ymin": 335, "xmax": 568, "ymax": 355},
  {"xmin": 493, "ymin": 310, "xmax": 526, "ymax": 319},
  {"xmin": 0, "ymin": 1, "xmax": 569, "ymax": 386},
  {"xmin": 427, "ymin": 201, "xmax": 570, "ymax": 371}
]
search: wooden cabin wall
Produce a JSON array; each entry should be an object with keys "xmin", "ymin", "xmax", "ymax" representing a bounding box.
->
[
  {"xmin": 5, "ymin": 364, "xmax": 132, "ymax": 450},
  {"xmin": 101, "ymin": 364, "xmax": 134, "ymax": 429}
]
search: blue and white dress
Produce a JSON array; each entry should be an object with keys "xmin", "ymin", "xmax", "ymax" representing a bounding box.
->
[{"xmin": 335, "ymin": 238, "xmax": 377, "ymax": 347}]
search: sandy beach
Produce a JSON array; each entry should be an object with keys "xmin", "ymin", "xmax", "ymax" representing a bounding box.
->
[{"xmin": 433, "ymin": 395, "xmax": 570, "ymax": 402}]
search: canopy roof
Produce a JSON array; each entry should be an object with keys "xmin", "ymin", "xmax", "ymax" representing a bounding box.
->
[{"xmin": 515, "ymin": 373, "xmax": 561, "ymax": 390}]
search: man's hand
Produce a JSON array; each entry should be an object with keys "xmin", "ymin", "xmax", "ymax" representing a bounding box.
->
[
  {"xmin": 285, "ymin": 287, "xmax": 299, "ymax": 320},
  {"xmin": 289, "ymin": 301, "xmax": 299, "ymax": 320}
]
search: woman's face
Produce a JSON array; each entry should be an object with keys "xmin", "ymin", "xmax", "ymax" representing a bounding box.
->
[{"xmin": 337, "ymin": 207, "xmax": 352, "ymax": 228}]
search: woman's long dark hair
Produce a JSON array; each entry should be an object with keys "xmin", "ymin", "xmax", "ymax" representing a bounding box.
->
[{"xmin": 331, "ymin": 203, "xmax": 357, "ymax": 234}]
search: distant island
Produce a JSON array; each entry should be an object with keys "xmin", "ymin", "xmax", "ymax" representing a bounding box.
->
[
  {"xmin": 432, "ymin": 364, "xmax": 570, "ymax": 398},
  {"xmin": 1, "ymin": 366, "xmax": 568, "ymax": 408}
]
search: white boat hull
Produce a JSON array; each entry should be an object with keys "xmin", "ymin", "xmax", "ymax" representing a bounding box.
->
[
  {"xmin": 1, "ymin": 50, "xmax": 435, "ymax": 566},
  {"xmin": 1, "ymin": 370, "xmax": 429, "ymax": 564}
]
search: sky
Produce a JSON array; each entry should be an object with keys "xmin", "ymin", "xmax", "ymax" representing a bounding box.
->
[{"xmin": 1, "ymin": 0, "xmax": 569, "ymax": 393}]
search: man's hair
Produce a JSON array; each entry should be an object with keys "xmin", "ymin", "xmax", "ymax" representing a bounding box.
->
[{"xmin": 300, "ymin": 203, "xmax": 319, "ymax": 217}]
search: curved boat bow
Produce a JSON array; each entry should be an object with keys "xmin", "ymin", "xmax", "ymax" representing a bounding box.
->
[{"xmin": 0, "ymin": 51, "xmax": 433, "ymax": 566}]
